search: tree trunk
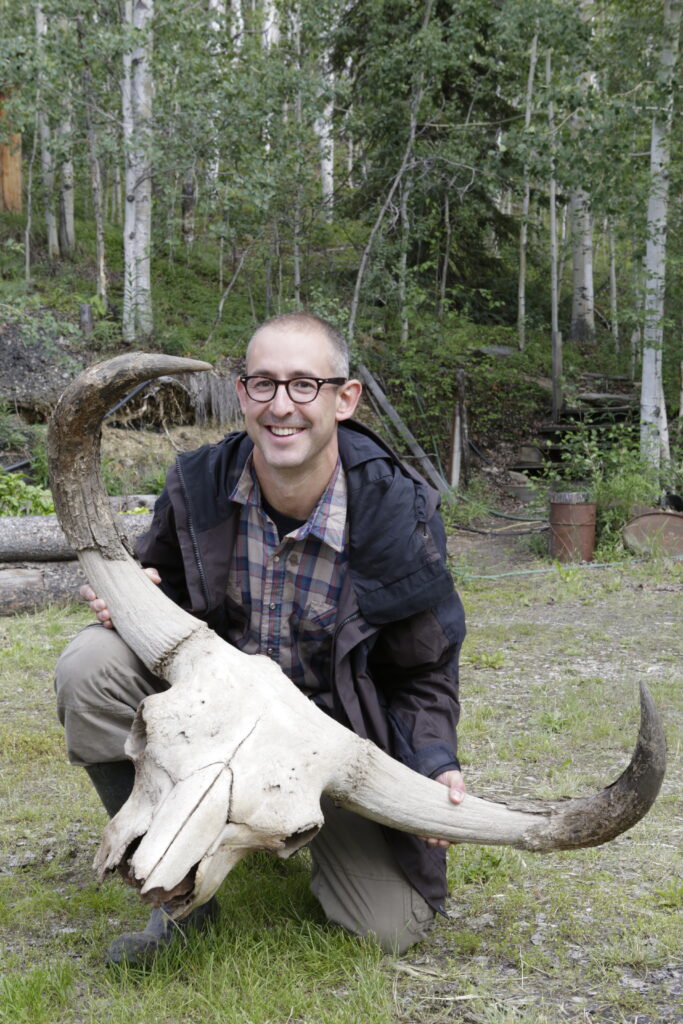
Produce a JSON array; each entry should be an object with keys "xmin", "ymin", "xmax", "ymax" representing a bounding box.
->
[
  {"xmin": 547, "ymin": 49, "xmax": 562, "ymax": 422},
  {"xmin": 640, "ymin": 0, "xmax": 682, "ymax": 469},
  {"xmin": 292, "ymin": 6, "xmax": 303, "ymax": 305},
  {"xmin": 0, "ymin": 512, "xmax": 153, "ymax": 562},
  {"xmin": 608, "ymin": 220, "xmax": 619, "ymax": 352},
  {"xmin": 58, "ymin": 148, "xmax": 75, "ymax": 257},
  {"xmin": 77, "ymin": 16, "xmax": 108, "ymax": 305},
  {"xmin": 0, "ymin": 563, "xmax": 85, "ymax": 616},
  {"xmin": 567, "ymin": 0, "xmax": 596, "ymax": 345},
  {"xmin": 122, "ymin": 0, "xmax": 154, "ymax": 344},
  {"xmin": 181, "ymin": 168, "xmax": 197, "ymax": 251},
  {"xmin": 438, "ymin": 191, "xmax": 451, "ymax": 321},
  {"xmin": 398, "ymin": 176, "xmax": 412, "ymax": 344},
  {"xmin": 517, "ymin": 32, "xmax": 538, "ymax": 352},
  {"xmin": 0, "ymin": 93, "xmax": 22, "ymax": 213},
  {"xmin": 568, "ymin": 189, "xmax": 595, "ymax": 343},
  {"xmin": 58, "ymin": 83, "xmax": 75, "ymax": 258},
  {"xmin": 315, "ymin": 54, "xmax": 334, "ymax": 221},
  {"xmin": 35, "ymin": 5, "xmax": 60, "ymax": 261}
]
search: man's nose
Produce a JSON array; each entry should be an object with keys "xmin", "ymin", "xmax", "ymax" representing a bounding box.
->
[{"xmin": 269, "ymin": 382, "xmax": 297, "ymax": 414}]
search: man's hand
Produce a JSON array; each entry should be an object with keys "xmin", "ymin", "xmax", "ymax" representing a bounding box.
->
[
  {"xmin": 422, "ymin": 769, "xmax": 466, "ymax": 848},
  {"xmin": 80, "ymin": 567, "xmax": 161, "ymax": 629}
]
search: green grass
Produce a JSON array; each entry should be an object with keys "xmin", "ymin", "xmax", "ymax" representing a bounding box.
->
[{"xmin": 0, "ymin": 559, "xmax": 682, "ymax": 1023}]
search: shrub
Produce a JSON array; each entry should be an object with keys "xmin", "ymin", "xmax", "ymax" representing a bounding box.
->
[{"xmin": 0, "ymin": 470, "xmax": 54, "ymax": 516}]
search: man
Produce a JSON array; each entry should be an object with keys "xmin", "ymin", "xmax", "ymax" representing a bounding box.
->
[{"xmin": 55, "ymin": 312, "xmax": 466, "ymax": 963}]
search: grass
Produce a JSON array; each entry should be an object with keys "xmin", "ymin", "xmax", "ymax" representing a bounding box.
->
[{"xmin": 1, "ymin": 556, "xmax": 682, "ymax": 1023}]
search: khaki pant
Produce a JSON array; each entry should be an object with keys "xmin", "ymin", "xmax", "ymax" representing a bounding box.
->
[{"xmin": 55, "ymin": 625, "xmax": 435, "ymax": 954}]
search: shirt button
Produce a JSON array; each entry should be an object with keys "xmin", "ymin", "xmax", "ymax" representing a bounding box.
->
[
  {"xmin": 266, "ymin": 647, "xmax": 274, "ymax": 655},
  {"xmin": 273, "ymin": 555, "xmax": 280, "ymax": 563},
  {"xmin": 269, "ymin": 602, "xmax": 276, "ymax": 610}
]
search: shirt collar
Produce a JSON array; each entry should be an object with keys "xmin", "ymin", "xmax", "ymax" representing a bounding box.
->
[{"xmin": 229, "ymin": 453, "xmax": 347, "ymax": 553}]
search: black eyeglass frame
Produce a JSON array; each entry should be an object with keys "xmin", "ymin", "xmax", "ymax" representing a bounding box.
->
[{"xmin": 239, "ymin": 375, "xmax": 348, "ymax": 403}]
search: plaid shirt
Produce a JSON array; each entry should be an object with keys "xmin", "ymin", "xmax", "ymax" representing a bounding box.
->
[{"xmin": 226, "ymin": 454, "xmax": 348, "ymax": 696}]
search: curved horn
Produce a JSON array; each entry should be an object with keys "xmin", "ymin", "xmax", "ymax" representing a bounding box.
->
[
  {"xmin": 330, "ymin": 681, "xmax": 666, "ymax": 851},
  {"xmin": 48, "ymin": 352, "xmax": 214, "ymax": 674}
]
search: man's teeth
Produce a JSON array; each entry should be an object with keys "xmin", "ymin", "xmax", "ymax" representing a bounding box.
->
[{"xmin": 269, "ymin": 426, "xmax": 301, "ymax": 436}]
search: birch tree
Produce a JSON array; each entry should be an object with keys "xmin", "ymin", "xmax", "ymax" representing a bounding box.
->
[
  {"xmin": 568, "ymin": 0, "xmax": 596, "ymax": 345},
  {"xmin": 35, "ymin": 4, "xmax": 60, "ymax": 260},
  {"xmin": 121, "ymin": 0, "xmax": 154, "ymax": 344},
  {"xmin": 517, "ymin": 31, "xmax": 538, "ymax": 351},
  {"xmin": 640, "ymin": 0, "xmax": 682, "ymax": 469}
]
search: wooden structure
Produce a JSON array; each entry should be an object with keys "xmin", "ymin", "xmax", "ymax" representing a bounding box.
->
[{"xmin": 0, "ymin": 92, "xmax": 22, "ymax": 213}]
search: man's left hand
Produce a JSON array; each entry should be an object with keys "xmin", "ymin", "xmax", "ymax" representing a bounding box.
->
[{"xmin": 422, "ymin": 770, "xmax": 466, "ymax": 848}]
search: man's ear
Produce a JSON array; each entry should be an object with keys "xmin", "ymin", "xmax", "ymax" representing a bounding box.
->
[
  {"xmin": 335, "ymin": 379, "xmax": 362, "ymax": 422},
  {"xmin": 235, "ymin": 376, "xmax": 248, "ymax": 415}
]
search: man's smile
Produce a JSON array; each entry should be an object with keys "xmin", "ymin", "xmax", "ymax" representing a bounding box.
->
[{"xmin": 265, "ymin": 425, "xmax": 305, "ymax": 437}]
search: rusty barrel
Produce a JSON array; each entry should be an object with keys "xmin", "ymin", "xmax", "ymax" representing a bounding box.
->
[{"xmin": 548, "ymin": 491, "xmax": 596, "ymax": 562}]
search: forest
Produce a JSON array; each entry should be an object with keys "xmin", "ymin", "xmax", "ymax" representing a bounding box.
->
[
  {"xmin": 1, "ymin": 6, "xmax": 683, "ymax": 1023},
  {"xmin": 1, "ymin": 0, "xmax": 683, "ymax": 513}
]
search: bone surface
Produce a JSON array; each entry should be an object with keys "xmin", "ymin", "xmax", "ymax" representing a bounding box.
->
[{"xmin": 48, "ymin": 354, "xmax": 667, "ymax": 919}]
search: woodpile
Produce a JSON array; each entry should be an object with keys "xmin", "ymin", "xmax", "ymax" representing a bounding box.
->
[{"xmin": 0, "ymin": 502, "xmax": 154, "ymax": 616}]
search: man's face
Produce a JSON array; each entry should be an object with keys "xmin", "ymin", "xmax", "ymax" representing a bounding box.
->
[{"xmin": 236, "ymin": 325, "xmax": 361, "ymax": 478}]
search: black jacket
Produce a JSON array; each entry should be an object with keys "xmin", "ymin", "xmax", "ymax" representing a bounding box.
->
[{"xmin": 135, "ymin": 419, "xmax": 466, "ymax": 911}]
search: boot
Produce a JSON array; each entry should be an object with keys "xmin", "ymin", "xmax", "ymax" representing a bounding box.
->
[
  {"xmin": 84, "ymin": 761, "xmax": 220, "ymax": 965},
  {"xmin": 106, "ymin": 898, "xmax": 220, "ymax": 966},
  {"xmin": 84, "ymin": 760, "xmax": 135, "ymax": 818}
]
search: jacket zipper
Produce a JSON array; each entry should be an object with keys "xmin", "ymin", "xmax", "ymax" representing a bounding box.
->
[{"xmin": 176, "ymin": 458, "xmax": 211, "ymax": 609}]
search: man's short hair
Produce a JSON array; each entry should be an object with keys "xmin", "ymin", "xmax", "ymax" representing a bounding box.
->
[{"xmin": 249, "ymin": 312, "xmax": 350, "ymax": 377}]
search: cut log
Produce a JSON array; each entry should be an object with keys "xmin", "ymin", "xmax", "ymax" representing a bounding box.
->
[
  {"xmin": 0, "ymin": 511, "xmax": 153, "ymax": 562},
  {"xmin": 0, "ymin": 561, "xmax": 85, "ymax": 615}
]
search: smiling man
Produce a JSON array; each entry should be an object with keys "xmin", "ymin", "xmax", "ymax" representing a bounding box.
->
[{"xmin": 55, "ymin": 311, "xmax": 466, "ymax": 964}]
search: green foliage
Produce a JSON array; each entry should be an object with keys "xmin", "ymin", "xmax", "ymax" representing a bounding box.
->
[
  {"xmin": 0, "ymin": 469, "xmax": 54, "ymax": 515},
  {"xmin": 0, "ymin": 402, "xmax": 30, "ymax": 453},
  {"xmin": 542, "ymin": 419, "xmax": 662, "ymax": 555}
]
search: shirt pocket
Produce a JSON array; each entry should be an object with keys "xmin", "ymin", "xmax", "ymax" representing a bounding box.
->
[{"xmin": 290, "ymin": 601, "xmax": 338, "ymax": 683}]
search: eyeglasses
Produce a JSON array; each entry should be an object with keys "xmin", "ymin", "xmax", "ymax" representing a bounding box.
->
[{"xmin": 239, "ymin": 375, "xmax": 347, "ymax": 404}]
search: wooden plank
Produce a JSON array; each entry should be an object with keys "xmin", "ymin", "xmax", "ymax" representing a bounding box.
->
[{"xmin": 357, "ymin": 364, "xmax": 450, "ymax": 495}]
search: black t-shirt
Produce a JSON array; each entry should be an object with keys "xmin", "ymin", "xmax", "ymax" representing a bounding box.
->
[{"xmin": 261, "ymin": 495, "xmax": 306, "ymax": 541}]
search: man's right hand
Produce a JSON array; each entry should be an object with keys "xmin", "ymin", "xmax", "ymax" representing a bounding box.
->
[{"xmin": 80, "ymin": 567, "xmax": 161, "ymax": 629}]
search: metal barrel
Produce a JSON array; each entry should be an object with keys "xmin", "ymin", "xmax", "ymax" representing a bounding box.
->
[{"xmin": 548, "ymin": 491, "xmax": 596, "ymax": 562}]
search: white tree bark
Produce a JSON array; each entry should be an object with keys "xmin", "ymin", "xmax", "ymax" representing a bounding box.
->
[
  {"xmin": 263, "ymin": 0, "xmax": 280, "ymax": 48},
  {"xmin": 640, "ymin": 0, "xmax": 682, "ymax": 468},
  {"xmin": 568, "ymin": 188, "xmax": 595, "ymax": 343},
  {"xmin": 58, "ymin": 108, "xmax": 75, "ymax": 257},
  {"xmin": 547, "ymin": 50, "xmax": 562, "ymax": 422},
  {"xmin": 315, "ymin": 58, "xmax": 335, "ymax": 220},
  {"xmin": 517, "ymin": 32, "xmax": 538, "ymax": 352},
  {"xmin": 568, "ymin": 0, "xmax": 596, "ymax": 345},
  {"xmin": 121, "ymin": 0, "xmax": 154, "ymax": 344},
  {"xmin": 607, "ymin": 220, "xmax": 619, "ymax": 352},
  {"xmin": 35, "ymin": 4, "xmax": 60, "ymax": 260},
  {"xmin": 77, "ymin": 15, "xmax": 107, "ymax": 305}
]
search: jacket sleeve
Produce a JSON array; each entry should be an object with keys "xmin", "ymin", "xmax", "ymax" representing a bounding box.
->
[
  {"xmin": 367, "ymin": 512, "xmax": 466, "ymax": 779},
  {"xmin": 134, "ymin": 483, "xmax": 191, "ymax": 609}
]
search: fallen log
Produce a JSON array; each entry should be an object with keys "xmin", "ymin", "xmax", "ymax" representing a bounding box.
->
[
  {"xmin": 0, "ymin": 511, "xmax": 153, "ymax": 562},
  {"xmin": 0, "ymin": 561, "xmax": 85, "ymax": 615}
]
